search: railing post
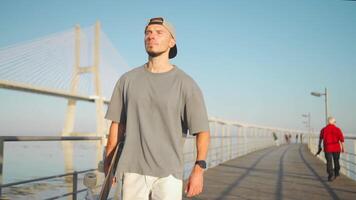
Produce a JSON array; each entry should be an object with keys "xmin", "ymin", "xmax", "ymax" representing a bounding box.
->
[
  {"xmin": 257, "ymin": 128, "xmax": 260, "ymax": 148},
  {"xmin": 345, "ymin": 151, "xmax": 349, "ymax": 177},
  {"xmin": 354, "ymin": 140, "xmax": 356, "ymax": 179},
  {"xmin": 247, "ymin": 128, "xmax": 250, "ymax": 153},
  {"xmin": 252, "ymin": 128, "xmax": 255, "ymax": 151},
  {"xmin": 228, "ymin": 125, "xmax": 232, "ymax": 160},
  {"xmin": 0, "ymin": 138, "xmax": 4, "ymax": 197},
  {"xmin": 239, "ymin": 127, "xmax": 241, "ymax": 156},
  {"xmin": 256, "ymin": 128, "xmax": 259, "ymax": 149},
  {"xmin": 72, "ymin": 171, "xmax": 78, "ymax": 200},
  {"xmin": 221, "ymin": 124, "xmax": 224, "ymax": 162},
  {"xmin": 214, "ymin": 121, "xmax": 218, "ymax": 166},
  {"xmin": 243, "ymin": 127, "xmax": 247, "ymax": 154}
]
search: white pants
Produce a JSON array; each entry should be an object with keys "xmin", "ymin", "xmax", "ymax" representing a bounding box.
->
[{"xmin": 122, "ymin": 172, "xmax": 182, "ymax": 200}]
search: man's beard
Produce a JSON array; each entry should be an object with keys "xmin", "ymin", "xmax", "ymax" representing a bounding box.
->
[{"xmin": 146, "ymin": 50, "xmax": 165, "ymax": 58}]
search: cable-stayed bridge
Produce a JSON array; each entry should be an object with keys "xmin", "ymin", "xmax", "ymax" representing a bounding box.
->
[
  {"xmin": 0, "ymin": 22, "xmax": 355, "ymax": 200},
  {"xmin": 0, "ymin": 22, "xmax": 128, "ymax": 98}
]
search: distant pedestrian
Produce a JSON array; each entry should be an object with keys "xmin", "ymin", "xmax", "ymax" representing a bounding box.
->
[
  {"xmin": 296, "ymin": 134, "xmax": 299, "ymax": 144},
  {"xmin": 318, "ymin": 117, "xmax": 345, "ymax": 181},
  {"xmin": 300, "ymin": 133, "xmax": 303, "ymax": 143},
  {"xmin": 272, "ymin": 132, "xmax": 279, "ymax": 146}
]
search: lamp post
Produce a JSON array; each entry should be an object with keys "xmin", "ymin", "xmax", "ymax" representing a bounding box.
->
[{"xmin": 311, "ymin": 87, "xmax": 328, "ymax": 125}]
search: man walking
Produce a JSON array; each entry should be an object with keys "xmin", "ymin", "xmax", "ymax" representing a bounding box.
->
[
  {"xmin": 318, "ymin": 117, "xmax": 345, "ymax": 181},
  {"xmin": 296, "ymin": 134, "xmax": 299, "ymax": 144},
  {"xmin": 104, "ymin": 17, "xmax": 210, "ymax": 199}
]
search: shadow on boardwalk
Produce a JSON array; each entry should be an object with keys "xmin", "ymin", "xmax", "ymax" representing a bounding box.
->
[{"xmin": 183, "ymin": 144, "xmax": 356, "ymax": 200}]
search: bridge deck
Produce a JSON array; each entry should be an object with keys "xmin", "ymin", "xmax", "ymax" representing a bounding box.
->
[{"xmin": 184, "ymin": 144, "xmax": 356, "ymax": 200}]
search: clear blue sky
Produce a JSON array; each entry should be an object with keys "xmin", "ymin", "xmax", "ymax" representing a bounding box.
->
[{"xmin": 1, "ymin": 0, "xmax": 356, "ymax": 134}]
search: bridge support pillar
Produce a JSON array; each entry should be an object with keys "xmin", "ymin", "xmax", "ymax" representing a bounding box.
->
[{"xmin": 61, "ymin": 22, "xmax": 105, "ymax": 199}]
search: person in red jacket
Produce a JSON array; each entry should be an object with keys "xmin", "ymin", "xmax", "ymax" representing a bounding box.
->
[{"xmin": 318, "ymin": 117, "xmax": 345, "ymax": 181}]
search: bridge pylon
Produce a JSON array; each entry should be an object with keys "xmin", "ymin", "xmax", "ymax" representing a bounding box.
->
[
  {"xmin": 60, "ymin": 22, "xmax": 105, "ymax": 194},
  {"xmin": 62, "ymin": 21, "xmax": 105, "ymax": 138}
]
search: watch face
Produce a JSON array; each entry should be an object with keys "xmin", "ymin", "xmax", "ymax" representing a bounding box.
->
[{"xmin": 196, "ymin": 160, "xmax": 207, "ymax": 169}]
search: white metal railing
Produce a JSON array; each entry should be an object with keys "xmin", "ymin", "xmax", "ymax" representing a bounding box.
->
[
  {"xmin": 183, "ymin": 117, "xmax": 308, "ymax": 179},
  {"xmin": 0, "ymin": 136, "xmax": 102, "ymax": 199},
  {"xmin": 307, "ymin": 134, "xmax": 356, "ymax": 181},
  {"xmin": 0, "ymin": 120, "xmax": 308, "ymax": 199}
]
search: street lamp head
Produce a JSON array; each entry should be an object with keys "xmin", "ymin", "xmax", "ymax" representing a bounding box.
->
[
  {"xmin": 311, "ymin": 92, "xmax": 322, "ymax": 97},
  {"xmin": 310, "ymin": 89, "xmax": 328, "ymax": 125}
]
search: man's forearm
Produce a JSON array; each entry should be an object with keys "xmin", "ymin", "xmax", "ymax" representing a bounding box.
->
[
  {"xmin": 340, "ymin": 142, "xmax": 345, "ymax": 152},
  {"xmin": 106, "ymin": 122, "xmax": 118, "ymax": 158},
  {"xmin": 105, "ymin": 122, "xmax": 125, "ymax": 167},
  {"xmin": 195, "ymin": 131, "xmax": 210, "ymax": 168},
  {"xmin": 318, "ymin": 138, "xmax": 322, "ymax": 147},
  {"xmin": 185, "ymin": 131, "xmax": 210, "ymax": 197}
]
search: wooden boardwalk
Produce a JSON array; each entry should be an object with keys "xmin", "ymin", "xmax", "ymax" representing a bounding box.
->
[{"xmin": 184, "ymin": 144, "xmax": 356, "ymax": 200}]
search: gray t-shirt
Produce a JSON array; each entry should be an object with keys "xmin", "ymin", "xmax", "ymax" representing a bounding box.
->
[{"xmin": 105, "ymin": 64, "xmax": 209, "ymax": 179}]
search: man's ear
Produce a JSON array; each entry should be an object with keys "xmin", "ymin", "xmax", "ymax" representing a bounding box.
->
[{"xmin": 169, "ymin": 38, "xmax": 176, "ymax": 48}]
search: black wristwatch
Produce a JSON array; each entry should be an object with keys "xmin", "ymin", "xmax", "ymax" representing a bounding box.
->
[{"xmin": 195, "ymin": 160, "xmax": 207, "ymax": 169}]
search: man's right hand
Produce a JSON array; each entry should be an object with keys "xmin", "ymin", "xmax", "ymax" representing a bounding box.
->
[
  {"xmin": 104, "ymin": 159, "xmax": 110, "ymax": 176},
  {"xmin": 315, "ymin": 146, "xmax": 322, "ymax": 156},
  {"xmin": 104, "ymin": 122, "xmax": 124, "ymax": 185},
  {"xmin": 104, "ymin": 158, "xmax": 117, "ymax": 184},
  {"xmin": 340, "ymin": 142, "xmax": 345, "ymax": 153}
]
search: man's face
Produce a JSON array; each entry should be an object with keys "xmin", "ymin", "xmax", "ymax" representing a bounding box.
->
[{"xmin": 144, "ymin": 24, "xmax": 175, "ymax": 58}]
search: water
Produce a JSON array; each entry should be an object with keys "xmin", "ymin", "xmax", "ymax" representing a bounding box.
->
[
  {"xmin": 2, "ymin": 141, "xmax": 103, "ymax": 199},
  {"xmin": 2, "ymin": 139, "xmax": 195, "ymax": 199},
  {"xmin": 3, "ymin": 141, "xmax": 99, "ymax": 183}
]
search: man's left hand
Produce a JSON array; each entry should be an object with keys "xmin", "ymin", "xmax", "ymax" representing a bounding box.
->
[{"xmin": 185, "ymin": 166, "xmax": 204, "ymax": 197}]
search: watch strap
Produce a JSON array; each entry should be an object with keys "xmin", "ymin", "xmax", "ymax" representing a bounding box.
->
[{"xmin": 195, "ymin": 160, "xmax": 207, "ymax": 169}]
